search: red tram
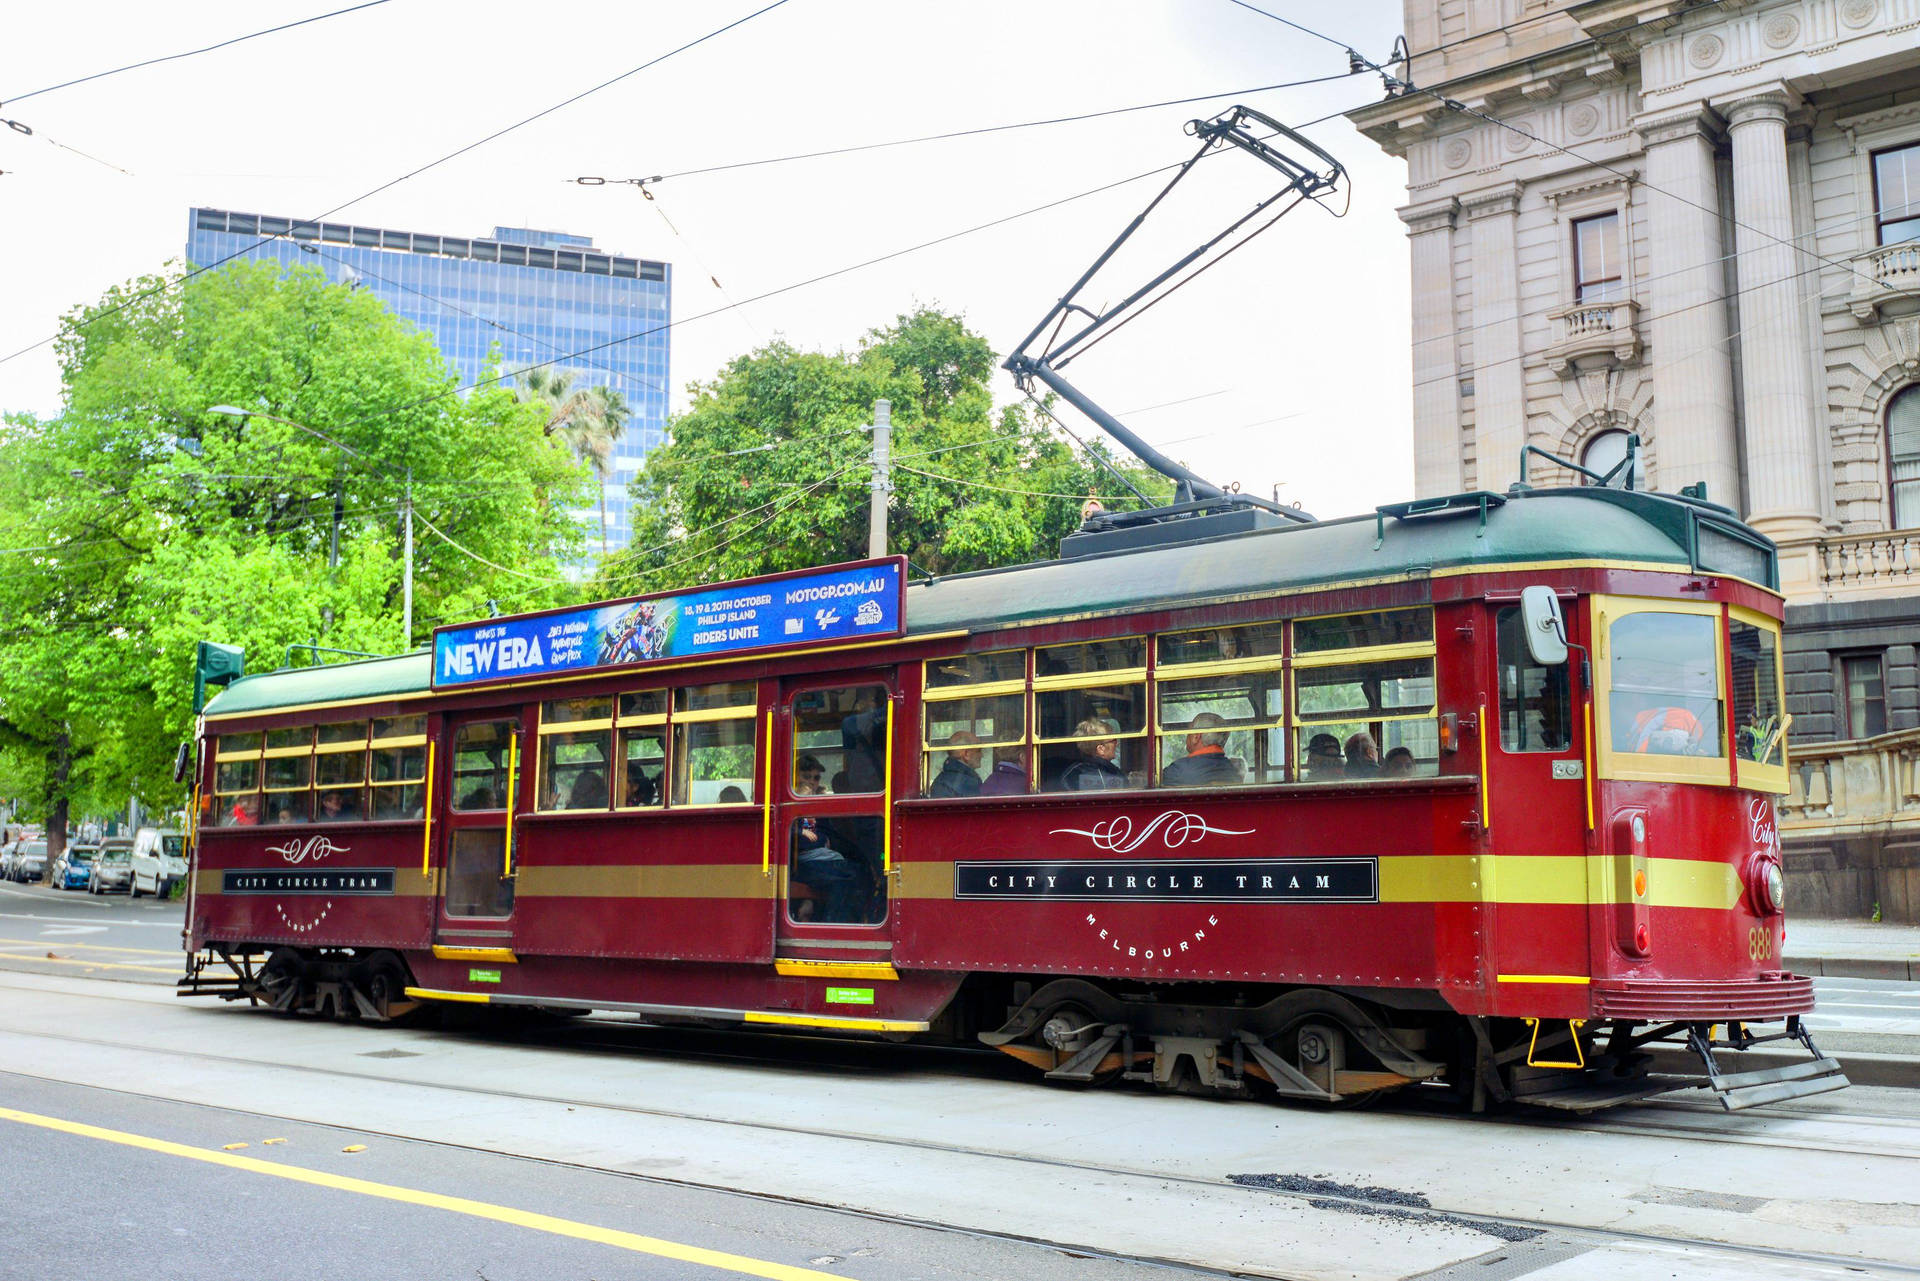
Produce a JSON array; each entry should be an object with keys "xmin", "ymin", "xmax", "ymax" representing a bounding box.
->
[{"xmin": 181, "ymin": 483, "xmax": 1846, "ymax": 1112}]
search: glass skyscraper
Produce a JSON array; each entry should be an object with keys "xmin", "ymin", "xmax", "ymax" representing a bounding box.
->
[{"xmin": 186, "ymin": 208, "xmax": 671, "ymax": 559}]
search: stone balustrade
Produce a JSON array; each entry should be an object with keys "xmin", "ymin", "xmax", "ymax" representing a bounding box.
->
[
  {"xmin": 1543, "ymin": 297, "xmax": 1640, "ymax": 374},
  {"xmin": 1847, "ymin": 240, "xmax": 1920, "ymax": 323},
  {"xmin": 1781, "ymin": 726, "xmax": 1920, "ymax": 922},
  {"xmin": 1817, "ymin": 528, "xmax": 1920, "ymax": 594}
]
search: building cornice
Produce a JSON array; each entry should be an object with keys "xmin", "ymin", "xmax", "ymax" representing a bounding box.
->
[
  {"xmin": 1463, "ymin": 181, "xmax": 1526, "ymax": 219},
  {"xmin": 1399, "ymin": 195, "xmax": 1461, "ymax": 235},
  {"xmin": 1539, "ymin": 168, "xmax": 1641, "ymax": 207},
  {"xmin": 1633, "ymin": 102, "xmax": 1728, "ymax": 148}
]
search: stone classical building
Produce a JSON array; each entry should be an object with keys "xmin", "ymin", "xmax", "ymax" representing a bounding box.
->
[{"xmin": 1349, "ymin": 0, "xmax": 1920, "ymax": 919}]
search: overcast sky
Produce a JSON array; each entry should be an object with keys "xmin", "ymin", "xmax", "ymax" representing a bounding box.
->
[{"xmin": 0, "ymin": 1, "xmax": 1411, "ymax": 522}]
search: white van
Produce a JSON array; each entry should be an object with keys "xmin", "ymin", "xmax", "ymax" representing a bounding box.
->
[{"xmin": 129, "ymin": 828, "xmax": 187, "ymax": 899}]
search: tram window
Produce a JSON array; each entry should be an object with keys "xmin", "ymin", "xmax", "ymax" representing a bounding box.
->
[
  {"xmin": 317, "ymin": 721, "xmax": 368, "ymax": 746},
  {"xmin": 310, "ymin": 721, "xmax": 369, "ymax": 821},
  {"xmin": 370, "ymin": 715, "xmax": 424, "ymax": 740},
  {"xmin": 1608, "ymin": 613, "xmax": 1723, "ymax": 758},
  {"xmin": 1156, "ymin": 621, "xmax": 1284, "ymax": 666},
  {"xmin": 618, "ymin": 727, "xmax": 667, "ymax": 808},
  {"xmin": 262, "ymin": 753, "xmax": 311, "ymax": 825},
  {"xmin": 544, "ymin": 696, "xmax": 612, "ymax": 724},
  {"xmin": 1730, "ymin": 620, "xmax": 1785, "ymax": 768},
  {"xmin": 1295, "ymin": 608, "xmax": 1432, "ymax": 655},
  {"xmin": 1156, "ymin": 672, "xmax": 1285, "ymax": 786},
  {"xmin": 369, "ymin": 719, "xmax": 427, "ymax": 820},
  {"xmin": 1292, "ymin": 610, "xmax": 1438, "ymax": 781},
  {"xmin": 792, "ymin": 685, "xmax": 889, "ymax": 795},
  {"xmin": 787, "ymin": 813, "xmax": 885, "ymax": 925},
  {"xmin": 451, "ymin": 721, "xmax": 514, "ymax": 810},
  {"xmin": 674, "ymin": 717, "xmax": 756, "ymax": 805},
  {"xmin": 446, "ymin": 829, "xmax": 514, "ymax": 918},
  {"xmin": 1496, "ymin": 607, "xmax": 1572, "ymax": 753},
  {"xmin": 1036, "ymin": 637, "xmax": 1145, "ymax": 678},
  {"xmin": 266, "ymin": 728, "xmax": 309, "ymax": 751},
  {"xmin": 538, "ymin": 697, "xmax": 612, "ymax": 811},
  {"xmin": 925, "ymin": 648, "xmax": 1025, "ymax": 689},
  {"xmin": 677, "ymin": 682, "xmax": 756, "ymax": 713},
  {"xmin": 1036, "ymin": 693, "xmax": 1148, "ymax": 791},
  {"xmin": 619, "ymin": 690, "xmax": 668, "ymax": 719},
  {"xmin": 213, "ymin": 734, "xmax": 262, "ymax": 826},
  {"xmin": 922, "ymin": 694, "xmax": 1023, "ymax": 797}
]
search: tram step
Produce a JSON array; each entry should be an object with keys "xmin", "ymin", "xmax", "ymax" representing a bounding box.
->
[
  {"xmin": 1511, "ymin": 1073, "xmax": 1694, "ymax": 1112},
  {"xmin": 1709, "ymin": 1057, "xmax": 1850, "ymax": 1112}
]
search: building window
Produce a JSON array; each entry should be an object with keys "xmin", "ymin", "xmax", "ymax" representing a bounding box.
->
[
  {"xmin": 1842, "ymin": 653, "xmax": 1887, "ymax": 739},
  {"xmin": 1890, "ymin": 385, "xmax": 1920, "ymax": 529},
  {"xmin": 1572, "ymin": 212, "xmax": 1623, "ymax": 301},
  {"xmin": 1872, "ymin": 143, "xmax": 1920, "ymax": 245},
  {"xmin": 1581, "ymin": 428, "xmax": 1642, "ymax": 488}
]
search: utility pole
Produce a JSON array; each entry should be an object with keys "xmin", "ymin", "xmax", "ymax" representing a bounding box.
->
[
  {"xmin": 867, "ymin": 398, "xmax": 891, "ymax": 559},
  {"xmin": 402, "ymin": 467, "xmax": 414, "ymax": 648}
]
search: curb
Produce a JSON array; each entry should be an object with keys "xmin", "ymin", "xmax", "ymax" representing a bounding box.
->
[
  {"xmin": 1785, "ymin": 955, "xmax": 1920, "ymax": 982},
  {"xmin": 1646, "ymin": 1046, "xmax": 1920, "ymax": 1090}
]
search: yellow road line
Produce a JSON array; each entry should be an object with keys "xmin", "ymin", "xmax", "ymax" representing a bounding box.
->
[
  {"xmin": 0, "ymin": 1106, "xmax": 854, "ymax": 1281},
  {"xmin": 0, "ymin": 936, "xmax": 181, "ymax": 958},
  {"xmin": 0, "ymin": 953, "xmax": 180, "ymax": 975}
]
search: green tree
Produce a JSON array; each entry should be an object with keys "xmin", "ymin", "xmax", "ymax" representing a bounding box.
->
[
  {"xmin": 514, "ymin": 367, "xmax": 631, "ymax": 557},
  {"xmin": 0, "ymin": 260, "xmax": 593, "ymax": 853},
  {"xmin": 597, "ymin": 308, "xmax": 1170, "ymax": 595}
]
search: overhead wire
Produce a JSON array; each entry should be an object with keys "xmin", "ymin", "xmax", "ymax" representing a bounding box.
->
[
  {"xmin": 2, "ymin": 1, "xmax": 397, "ymax": 106},
  {"xmin": 572, "ymin": 68, "xmax": 1365, "ymax": 188},
  {"xmin": 0, "ymin": 0, "xmax": 798, "ymax": 372}
]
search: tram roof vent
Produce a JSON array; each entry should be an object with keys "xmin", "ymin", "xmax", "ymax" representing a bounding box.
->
[{"xmin": 1059, "ymin": 496, "xmax": 1295, "ymax": 559}]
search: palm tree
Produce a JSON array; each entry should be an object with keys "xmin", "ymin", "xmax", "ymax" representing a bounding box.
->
[{"xmin": 516, "ymin": 369, "xmax": 632, "ymax": 557}]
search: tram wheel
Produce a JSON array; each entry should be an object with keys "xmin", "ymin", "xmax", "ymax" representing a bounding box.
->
[
  {"xmin": 255, "ymin": 948, "xmax": 306, "ymax": 1014},
  {"xmin": 362, "ymin": 955, "xmax": 416, "ymax": 1023}
]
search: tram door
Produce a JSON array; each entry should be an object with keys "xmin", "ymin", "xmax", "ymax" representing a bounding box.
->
[
  {"xmin": 773, "ymin": 676, "xmax": 898, "ymax": 955},
  {"xmin": 1486, "ymin": 598, "xmax": 1590, "ymax": 975},
  {"xmin": 432, "ymin": 713, "xmax": 523, "ymax": 947}
]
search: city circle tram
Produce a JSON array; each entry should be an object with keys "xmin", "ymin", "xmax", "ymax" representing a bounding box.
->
[{"xmin": 180, "ymin": 484, "xmax": 1846, "ymax": 1113}]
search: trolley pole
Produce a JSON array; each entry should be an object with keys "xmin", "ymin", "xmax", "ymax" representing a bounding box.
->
[{"xmin": 867, "ymin": 398, "xmax": 891, "ymax": 559}]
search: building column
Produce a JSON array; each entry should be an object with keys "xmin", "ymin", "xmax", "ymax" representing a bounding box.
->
[
  {"xmin": 1634, "ymin": 105, "xmax": 1740, "ymax": 510},
  {"xmin": 1724, "ymin": 88, "xmax": 1824, "ymax": 542},
  {"xmin": 1402, "ymin": 196, "xmax": 1462, "ymax": 497},
  {"xmin": 1465, "ymin": 183, "xmax": 1526, "ymax": 494}
]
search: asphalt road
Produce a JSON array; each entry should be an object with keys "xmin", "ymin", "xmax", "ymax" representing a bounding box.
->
[
  {"xmin": 0, "ymin": 1071, "xmax": 1189, "ymax": 1281},
  {"xmin": 0, "ymin": 879, "xmax": 187, "ymax": 982}
]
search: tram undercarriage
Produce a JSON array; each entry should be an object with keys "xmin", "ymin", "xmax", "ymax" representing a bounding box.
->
[
  {"xmin": 975, "ymin": 978, "xmax": 1851, "ymax": 1113},
  {"xmin": 179, "ymin": 947, "xmax": 1849, "ymax": 1114}
]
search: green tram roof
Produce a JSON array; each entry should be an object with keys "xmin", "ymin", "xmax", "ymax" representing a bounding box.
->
[{"xmin": 202, "ymin": 486, "xmax": 1772, "ymax": 719}]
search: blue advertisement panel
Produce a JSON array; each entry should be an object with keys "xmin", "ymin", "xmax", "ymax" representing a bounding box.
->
[{"xmin": 432, "ymin": 559, "xmax": 904, "ymax": 689}]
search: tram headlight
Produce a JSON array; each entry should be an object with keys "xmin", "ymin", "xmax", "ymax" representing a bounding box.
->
[{"xmin": 1747, "ymin": 857, "xmax": 1786, "ymax": 916}]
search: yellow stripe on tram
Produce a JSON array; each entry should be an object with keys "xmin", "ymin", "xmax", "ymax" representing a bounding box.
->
[{"xmin": 1496, "ymin": 974, "xmax": 1593, "ymax": 985}]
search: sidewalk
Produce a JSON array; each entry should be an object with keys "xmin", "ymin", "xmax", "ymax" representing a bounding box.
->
[{"xmin": 1785, "ymin": 917, "xmax": 1920, "ymax": 982}]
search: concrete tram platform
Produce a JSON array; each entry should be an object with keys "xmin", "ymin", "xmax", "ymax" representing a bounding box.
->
[{"xmin": 1786, "ymin": 917, "xmax": 1920, "ymax": 982}]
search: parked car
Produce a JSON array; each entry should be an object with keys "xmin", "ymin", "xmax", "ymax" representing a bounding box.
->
[
  {"xmin": 0, "ymin": 841, "xmax": 16, "ymax": 880},
  {"xmin": 87, "ymin": 845, "xmax": 132, "ymax": 894},
  {"xmin": 10, "ymin": 840, "xmax": 48, "ymax": 884},
  {"xmin": 129, "ymin": 828, "xmax": 187, "ymax": 899},
  {"xmin": 52, "ymin": 842, "xmax": 99, "ymax": 891}
]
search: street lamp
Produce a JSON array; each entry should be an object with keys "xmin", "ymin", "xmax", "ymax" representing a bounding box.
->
[{"xmin": 205, "ymin": 405, "xmax": 415, "ymax": 646}]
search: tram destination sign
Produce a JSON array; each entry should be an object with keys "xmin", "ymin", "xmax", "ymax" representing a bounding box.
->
[
  {"xmin": 432, "ymin": 557, "xmax": 905, "ymax": 689},
  {"xmin": 222, "ymin": 869, "xmax": 396, "ymax": 895},
  {"xmin": 953, "ymin": 858, "xmax": 1379, "ymax": 904}
]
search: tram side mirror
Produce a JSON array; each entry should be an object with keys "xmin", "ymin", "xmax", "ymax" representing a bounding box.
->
[
  {"xmin": 172, "ymin": 741, "xmax": 194, "ymax": 784},
  {"xmin": 1519, "ymin": 586, "xmax": 1568, "ymax": 667}
]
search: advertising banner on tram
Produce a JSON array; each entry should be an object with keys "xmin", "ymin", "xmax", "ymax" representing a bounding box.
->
[{"xmin": 432, "ymin": 557, "xmax": 905, "ymax": 689}]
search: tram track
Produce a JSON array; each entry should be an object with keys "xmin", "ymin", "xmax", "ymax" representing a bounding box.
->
[{"xmin": 1, "ymin": 977, "xmax": 1917, "ymax": 1279}]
